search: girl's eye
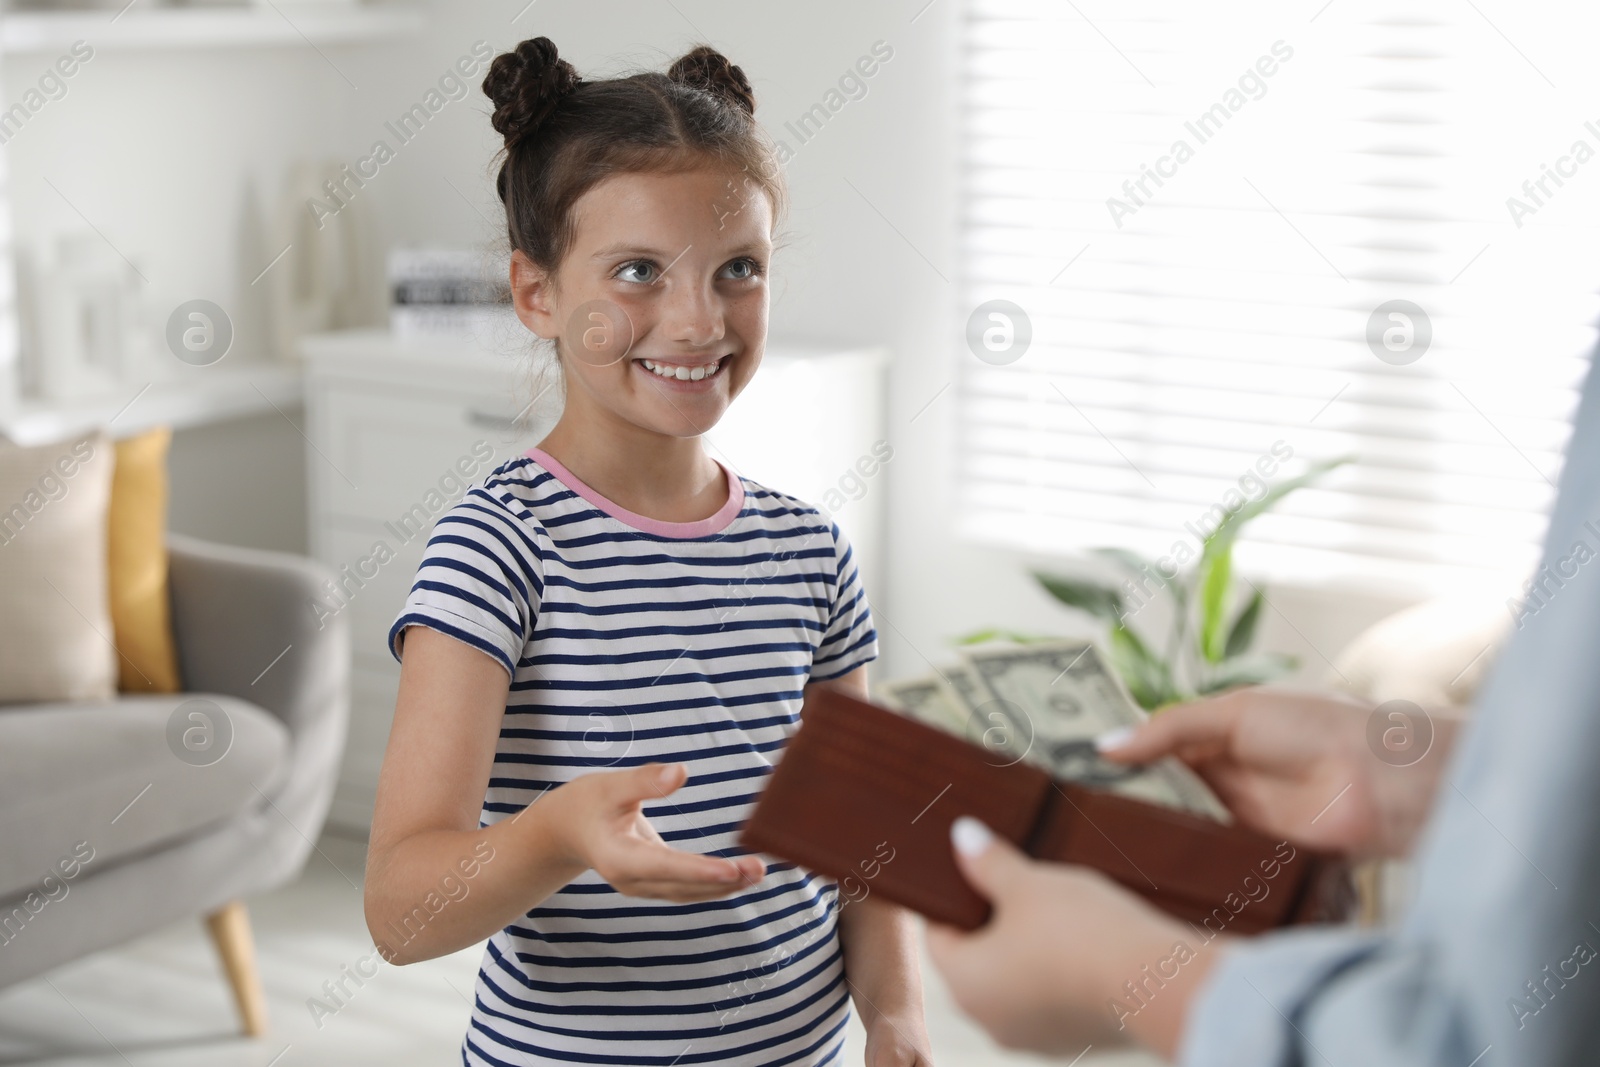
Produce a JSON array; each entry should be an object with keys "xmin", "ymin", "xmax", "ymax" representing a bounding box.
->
[
  {"xmin": 614, "ymin": 260, "xmax": 657, "ymax": 284},
  {"xmin": 613, "ymin": 257, "xmax": 764, "ymax": 284},
  {"xmin": 721, "ymin": 257, "xmax": 764, "ymax": 281}
]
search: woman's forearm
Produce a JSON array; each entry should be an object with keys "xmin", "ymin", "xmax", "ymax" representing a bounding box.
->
[{"xmin": 363, "ymin": 789, "xmax": 585, "ymax": 965}]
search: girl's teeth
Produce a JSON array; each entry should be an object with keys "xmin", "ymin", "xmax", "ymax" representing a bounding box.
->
[{"xmin": 642, "ymin": 358, "xmax": 721, "ymax": 381}]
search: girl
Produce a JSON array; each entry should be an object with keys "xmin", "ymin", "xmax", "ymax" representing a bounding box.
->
[{"xmin": 364, "ymin": 37, "xmax": 932, "ymax": 1067}]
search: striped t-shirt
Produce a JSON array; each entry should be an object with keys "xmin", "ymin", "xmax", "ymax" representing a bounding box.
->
[{"xmin": 387, "ymin": 446, "xmax": 879, "ymax": 1066}]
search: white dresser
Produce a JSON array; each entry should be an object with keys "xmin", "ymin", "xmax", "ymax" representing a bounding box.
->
[{"xmin": 300, "ymin": 329, "xmax": 890, "ymax": 833}]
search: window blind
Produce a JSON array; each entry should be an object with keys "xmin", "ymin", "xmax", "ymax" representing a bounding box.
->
[
  {"xmin": 0, "ymin": 46, "xmax": 15, "ymax": 413},
  {"xmin": 957, "ymin": 0, "xmax": 1600, "ymax": 595}
]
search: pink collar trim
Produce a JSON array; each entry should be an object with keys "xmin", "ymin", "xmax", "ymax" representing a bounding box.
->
[{"xmin": 524, "ymin": 447, "xmax": 745, "ymax": 539}]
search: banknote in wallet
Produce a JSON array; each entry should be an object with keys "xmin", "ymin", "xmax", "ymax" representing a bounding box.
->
[{"xmin": 739, "ymin": 684, "xmax": 1356, "ymax": 933}]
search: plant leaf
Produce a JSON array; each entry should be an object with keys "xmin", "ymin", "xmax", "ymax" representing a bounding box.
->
[
  {"xmin": 1197, "ymin": 652, "xmax": 1298, "ymax": 695},
  {"xmin": 1031, "ymin": 570, "xmax": 1126, "ymax": 625},
  {"xmin": 1202, "ymin": 456, "xmax": 1355, "ymax": 561},
  {"xmin": 1197, "ymin": 544, "xmax": 1233, "ymax": 664},
  {"xmin": 1109, "ymin": 624, "xmax": 1176, "ymax": 710},
  {"xmin": 954, "ymin": 627, "xmax": 1058, "ymax": 646},
  {"xmin": 1223, "ymin": 588, "xmax": 1265, "ymax": 659},
  {"xmin": 1087, "ymin": 546, "xmax": 1157, "ymax": 576},
  {"xmin": 1192, "ymin": 456, "xmax": 1352, "ymax": 664}
]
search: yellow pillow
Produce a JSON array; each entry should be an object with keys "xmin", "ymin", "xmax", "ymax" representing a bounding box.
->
[{"xmin": 109, "ymin": 427, "xmax": 182, "ymax": 693}]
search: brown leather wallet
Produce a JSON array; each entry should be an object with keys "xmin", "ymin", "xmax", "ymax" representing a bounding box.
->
[{"xmin": 739, "ymin": 686, "xmax": 1355, "ymax": 933}]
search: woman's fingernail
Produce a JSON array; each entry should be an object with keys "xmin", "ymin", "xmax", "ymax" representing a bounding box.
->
[
  {"xmin": 1095, "ymin": 726, "xmax": 1135, "ymax": 752},
  {"xmin": 951, "ymin": 816, "xmax": 993, "ymax": 857}
]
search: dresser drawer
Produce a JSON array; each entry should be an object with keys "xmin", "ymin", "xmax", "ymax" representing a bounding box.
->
[
  {"xmin": 305, "ymin": 380, "xmax": 551, "ymax": 536},
  {"xmin": 314, "ymin": 519, "xmax": 430, "ymax": 667}
]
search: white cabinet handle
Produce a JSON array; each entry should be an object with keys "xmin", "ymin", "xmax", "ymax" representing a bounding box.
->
[{"xmin": 465, "ymin": 409, "xmax": 524, "ymax": 432}]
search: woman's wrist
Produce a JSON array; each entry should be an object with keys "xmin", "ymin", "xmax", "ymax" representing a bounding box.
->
[
  {"xmin": 1115, "ymin": 932, "xmax": 1234, "ymax": 1059},
  {"xmin": 1367, "ymin": 708, "xmax": 1466, "ymax": 858}
]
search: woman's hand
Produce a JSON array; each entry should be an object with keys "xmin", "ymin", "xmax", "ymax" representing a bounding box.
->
[
  {"xmin": 549, "ymin": 762, "xmax": 766, "ymax": 901},
  {"xmin": 924, "ymin": 818, "xmax": 1225, "ymax": 1059},
  {"xmin": 1099, "ymin": 687, "xmax": 1458, "ymax": 859}
]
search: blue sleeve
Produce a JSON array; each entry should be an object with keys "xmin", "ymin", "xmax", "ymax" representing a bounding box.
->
[
  {"xmin": 811, "ymin": 517, "xmax": 879, "ymax": 682},
  {"xmin": 387, "ymin": 489, "xmax": 543, "ymax": 678},
  {"xmin": 1179, "ymin": 349, "xmax": 1600, "ymax": 1067}
]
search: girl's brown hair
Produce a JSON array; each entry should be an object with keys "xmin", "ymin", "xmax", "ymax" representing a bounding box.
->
[{"xmin": 481, "ymin": 37, "xmax": 788, "ymax": 284}]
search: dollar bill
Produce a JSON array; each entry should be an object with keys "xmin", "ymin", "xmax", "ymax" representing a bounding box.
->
[
  {"xmin": 959, "ymin": 640, "xmax": 1230, "ymax": 820},
  {"xmin": 876, "ymin": 677, "xmax": 968, "ymax": 734},
  {"xmin": 937, "ymin": 661, "xmax": 991, "ymax": 719}
]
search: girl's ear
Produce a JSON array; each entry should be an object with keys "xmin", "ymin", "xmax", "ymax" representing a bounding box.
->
[{"xmin": 509, "ymin": 249, "xmax": 559, "ymax": 339}]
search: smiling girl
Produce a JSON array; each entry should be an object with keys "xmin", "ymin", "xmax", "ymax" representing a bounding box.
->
[{"xmin": 362, "ymin": 37, "xmax": 931, "ymax": 1067}]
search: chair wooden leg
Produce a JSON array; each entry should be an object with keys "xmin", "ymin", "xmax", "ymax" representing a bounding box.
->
[
  {"xmin": 204, "ymin": 900, "xmax": 269, "ymax": 1037},
  {"xmin": 1354, "ymin": 859, "xmax": 1384, "ymax": 926}
]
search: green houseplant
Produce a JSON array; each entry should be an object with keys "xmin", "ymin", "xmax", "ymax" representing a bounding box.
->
[{"xmin": 960, "ymin": 458, "xmax": 1351, "ymax": 710}]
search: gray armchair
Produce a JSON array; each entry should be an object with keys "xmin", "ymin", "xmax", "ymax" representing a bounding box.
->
[{"xmin": 0, "ymin": 534, "xmax": 349, "ymax": 1035}]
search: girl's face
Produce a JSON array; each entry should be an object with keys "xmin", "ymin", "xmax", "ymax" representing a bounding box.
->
[{"xmin": 512, "ymin": 165, "xmax": 773, "ymax": 441}]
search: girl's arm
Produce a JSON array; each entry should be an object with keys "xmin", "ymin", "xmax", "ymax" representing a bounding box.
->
[
  {"xmin": 815, "ymin": 667, "xmax": 935, "ymax": 1065},
  {"xmin": 363, "ymin": 626, "xmax": 765, "ymax": 966}
]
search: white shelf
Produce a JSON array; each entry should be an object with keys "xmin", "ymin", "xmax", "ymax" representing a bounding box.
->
[
  {"xmin": 0, "ymin": 5, "xmax": 425, "ymax": 54},
  {"xmin": 0, "ymin": 362, "xmax": 302, "ymax": 446}
]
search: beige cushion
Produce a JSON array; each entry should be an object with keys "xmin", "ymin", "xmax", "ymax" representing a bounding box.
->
[
  {"xmin": 0, "ymin": 432, "xmax": 116, "ymax": 704},
  {"xmin": 1328, "ymin": 593, "xmax": 1515, "ymax": 709}
]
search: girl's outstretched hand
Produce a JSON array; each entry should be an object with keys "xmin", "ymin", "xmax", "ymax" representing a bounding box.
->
[{"xmin": 550, "ymin": 761, "xmax": 767, "ymax": 901}]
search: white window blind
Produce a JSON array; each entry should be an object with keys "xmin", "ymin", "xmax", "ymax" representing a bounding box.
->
[
  {"xmin": 957, "ymin": 0, "xmax": 1600, "ymax": 596},
  {"xmin": 0, "ymin": 46, "xmax": 15, "ymax": 413}
]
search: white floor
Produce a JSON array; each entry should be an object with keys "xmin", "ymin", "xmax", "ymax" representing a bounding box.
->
[{"xmin": 0, "ymin": 832, "xmax": 1165, "ymax": 1067}]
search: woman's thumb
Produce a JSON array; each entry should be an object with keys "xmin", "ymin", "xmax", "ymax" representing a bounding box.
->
[{"xmin": 948, "ymin": 816, "xmax": 1027, "ymax": 900}]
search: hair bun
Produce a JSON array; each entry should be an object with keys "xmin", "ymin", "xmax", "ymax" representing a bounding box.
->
[
  {"xmin": 483, "ymin": 36, "xmax": 582, "ymax": 150},
  {"xmin": 667, "ymin": 45, "xmax": 755, "ymax": 116}
]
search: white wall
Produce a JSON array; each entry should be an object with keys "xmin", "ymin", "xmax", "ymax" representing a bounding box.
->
[
  {"xmin": 2, "ymin": 0, "xmax": 1422, "ymax": 672},
  {"xmin": 1, "ymin": 32, "xmax": 356, "ymax": 552},
  {"xmin": 364, "ymin": 1, "xmax": 1424, "ymax": 683}
]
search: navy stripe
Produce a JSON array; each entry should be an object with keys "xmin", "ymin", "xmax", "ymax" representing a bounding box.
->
[
  {"xmin": 490, "ymin": 737, "xmax": 786, "ymax": 768},
  {"xmin": 500, "ymin": 715, "xmax": 794, "ymax": 742},
  {"xmin": 523, "ymin": 639, "xmax": 816, "ymax": 667},
  {"xmin": 465, "ymin": 993, "xmax": 848, "ymax": 1065},
  {"xmin": 389, "ymin": 613, "xmax": 513, "ymax": 676},
  {"xmin": 520, "ymin": 616, "xmax": 828, "ymax": 644},
  {"xmin": 527, "ymin": 871, "xmax": 820, "ymax": 921},
  {"xmin": 479, "ymin": 912, "xmax": 837, "ymax": 994},
  {"xmin": 506, "ymin": 882, "xmax": 837, "ymax": 970},
  {"xmin": 471, "ymin": 967, "xmax": 846, "ymax": 1043},
  {"xmin": 541, "ymin": 571, "xmax": 829, "ymax": 594},
  {"xmin": 502, "ymin": 686, "xmax": 805, "ymax": 717},
  {"xmin": 506, "ymin": 893, "xmax": 828, "ymax": 945},
  {"xmin": 537, "ymin": 595, "xmax": 828, "ymax": 617},
  {"xmin": 474, "ymin": 936, "xmax": 842, "ymax": 1019}
]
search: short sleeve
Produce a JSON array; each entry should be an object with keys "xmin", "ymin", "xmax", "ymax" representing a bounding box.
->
[
  {"xmin": 387, "ymin": 490, "xmax": 543, "ymax": 678},
  {"xmin": 811, "ymin": 517, "xmax": 879, "ymax": 682}
]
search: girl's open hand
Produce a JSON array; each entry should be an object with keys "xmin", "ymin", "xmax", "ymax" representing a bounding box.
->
[{"xmin": 553, "ymin": 762, "xmax": 767, "ymax": 901}]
